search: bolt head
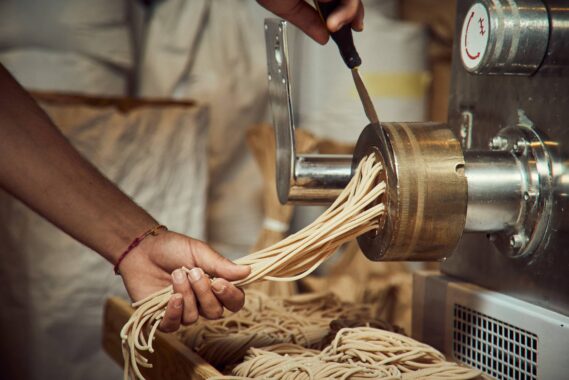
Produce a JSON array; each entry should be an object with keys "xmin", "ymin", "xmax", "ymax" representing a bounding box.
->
[
  {"xmin": 512, "ymin": 138, "xmax": 528, "ymax": 155},
  {"xmin": 509, "ymin": 234, "xmax": 525, "ymax": 249},
  {"xmin": 489, "ymin": 136, "xmax": 507, "ymax": 150}
]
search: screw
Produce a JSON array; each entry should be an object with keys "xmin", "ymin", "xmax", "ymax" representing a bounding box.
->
[
  {"xmin": 509, "ymin": 234, "xmax": 525, "ymax": 250},
  {"xmin": 489, "ymin": 136, "xmax": 507, "ymax": 151},
  {"xmin": 512, "ymin": 138, "xmax": 528, "ymax": 155}
]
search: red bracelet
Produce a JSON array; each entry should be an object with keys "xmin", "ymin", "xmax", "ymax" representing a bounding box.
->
[{"xmin": 114, "ymin": 225, "xmax": 168, "ymax": 275}]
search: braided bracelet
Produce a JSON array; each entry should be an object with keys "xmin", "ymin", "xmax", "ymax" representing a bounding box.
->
[{"xmin": 114, "ymin": 224, "xmax": 168, "ymax": 275}]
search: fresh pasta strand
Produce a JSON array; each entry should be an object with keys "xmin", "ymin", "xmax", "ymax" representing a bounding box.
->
[{"xmin": 120, "ymin": 154, "xmax": 386, "ymax": 379}]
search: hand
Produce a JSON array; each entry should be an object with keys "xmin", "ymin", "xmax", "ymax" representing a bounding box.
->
[
  {"xmin": 118, "ymin": 230, "xmax": 251, "ymax": 332},
  {"xmin": 257, "ymin": 0, "xmax": 364, "ymax": 44}
]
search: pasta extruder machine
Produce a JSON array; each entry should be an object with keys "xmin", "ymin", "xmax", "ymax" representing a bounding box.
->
[{"xmin": 266, "ymin": 0, "xmax": 569, "ymax": 378}]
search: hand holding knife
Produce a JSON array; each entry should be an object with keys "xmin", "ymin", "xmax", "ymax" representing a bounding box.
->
[{"xmin": 314, "ymin": 0, "xmax": 379, "ymax": 125}]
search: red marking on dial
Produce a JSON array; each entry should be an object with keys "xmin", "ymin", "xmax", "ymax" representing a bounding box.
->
[{"xmin": 464, "ymin": 11, "xmax": 481, "ymax": 60}]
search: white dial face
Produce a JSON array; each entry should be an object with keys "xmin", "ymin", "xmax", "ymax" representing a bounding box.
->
[{"xmin": 460, "ymin": 3, "xmax": 490, "ymax": 71}]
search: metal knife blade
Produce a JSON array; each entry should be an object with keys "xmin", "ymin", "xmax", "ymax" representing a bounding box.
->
[
  {"xmin": 351, "ymin": 68, "xmax": 379, "ymax": 125},
  {"xmin": 313, "ymin": 0, "xmax": 380, "ymax": 125}
]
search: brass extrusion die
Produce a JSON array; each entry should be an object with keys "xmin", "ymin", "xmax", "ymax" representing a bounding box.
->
[{"xmin": 353, "ymin": 122, "xmax": 468, "ymax": 261}]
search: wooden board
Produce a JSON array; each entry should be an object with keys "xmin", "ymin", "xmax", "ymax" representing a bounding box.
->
[{"xmin": 102, "ymin": 297, "xmax": 222, "ymax": 380}]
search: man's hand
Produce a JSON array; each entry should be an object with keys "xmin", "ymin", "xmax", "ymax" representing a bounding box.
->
[
  {"xmin": 119, "ymin": 230, "xmax": 250, "ymax": 332},
  {"xmin": 257, "ymin": 0, "xmax": 364, "ymax": 44}
]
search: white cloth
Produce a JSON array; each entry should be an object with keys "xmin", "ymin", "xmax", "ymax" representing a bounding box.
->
[
  {"xmin": 0, "ymin": 0, "xmax": 133, "ymax": 95},
  {"xmin": 139, "ymin": 0, "xmax": 269, "ymax": 260},
  {"xmin": 0, "ymin": 99, "xmax": 209, "ymax": 380},
  {"xmin": 0, "ymin": 49, "xmax": 130, "ymax": 95}
]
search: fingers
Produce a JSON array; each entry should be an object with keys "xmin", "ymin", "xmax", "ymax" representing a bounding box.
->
[
  {"xmin": 159, "ymin": 294, "xmax": 183, "ymax": 332},
  {"xmin": 159, "ymin": 268, "xmax": 244, "ymax": 332},
  {"xmin": 257, "ymin": 0, "xmax": 364, "ymax": 43},
  {"xmin": 172, "ymin": 269, "xmax": 198, "ymax": 325},
  {"xmin": 325, "ymin": 0, "xmax": 362, "ymax": 32},
  {"xmin": 353, "ymin": 1, "xmax": 364, "ymax": 32},
  {"xmin": 211, "ymin": 278, "xmax": 246, "ymax": 313},
  {"xmin": 188, "ymin": 267, "xmax": 224, "ymax": 320},
  {"xmin": 257, "ymin": 0, "xmax": 329, "ymax": 44},
  {"xmin": 190, "ymin": 240, "xmax": 251, "ymax": 281}
]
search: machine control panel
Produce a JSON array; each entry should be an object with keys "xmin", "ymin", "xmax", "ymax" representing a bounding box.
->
[{"xmin": 460, "ymin": 0, "xmax": 549, "ymax": 75}]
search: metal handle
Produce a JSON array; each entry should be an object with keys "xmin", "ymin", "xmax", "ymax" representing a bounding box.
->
[{"xmin": 265, "ymin": 18, "xmax": 352, "ymax": 204}]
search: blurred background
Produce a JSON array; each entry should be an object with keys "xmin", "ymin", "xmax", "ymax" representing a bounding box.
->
[{"xmin": 0, "ymin": 0, "xmax": 455, "ymax": 379}]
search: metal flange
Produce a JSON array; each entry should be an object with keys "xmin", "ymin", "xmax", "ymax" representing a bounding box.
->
[{"xmin": 485, "ymin": 117, "xmax": 554, "ymax": 258}]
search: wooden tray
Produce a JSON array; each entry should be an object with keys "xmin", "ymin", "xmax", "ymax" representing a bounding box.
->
[{"xmin": 102, "ymin": 297, "xmax": 222, "ymax": 380}]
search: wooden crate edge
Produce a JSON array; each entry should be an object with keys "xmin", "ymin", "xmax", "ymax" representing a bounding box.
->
[{"xmin": 102, "ymin": 296, "xmax": 221, "ymax": 380}]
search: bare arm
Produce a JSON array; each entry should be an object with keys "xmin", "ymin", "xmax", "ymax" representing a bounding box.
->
[
  {"xmin": 0, "ymin": 65, "xmax": 158, "ymax": 262},
  {"xmin": 0, "ymin": 65, "xmax": 249, "ymax": 331}
]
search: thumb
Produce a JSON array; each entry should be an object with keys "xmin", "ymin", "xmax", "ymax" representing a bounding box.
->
[{"xmin": 190, "ymin": 240, "xmax": 251, "ymax": 281}]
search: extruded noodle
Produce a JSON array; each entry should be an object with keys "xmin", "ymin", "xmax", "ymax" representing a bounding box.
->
[
  {"xmin": 120, "ymin": 155, "xmax": 385, "ymax": 379},
  {"xmin": 232, "ymin": 155, "xmax": 386, "ymax": 286}
]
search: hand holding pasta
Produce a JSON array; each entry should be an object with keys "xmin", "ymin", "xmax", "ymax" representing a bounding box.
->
[
  {"xmin": 118, "ymin": 231, "xmax": 250, "ymax": 332},
  {"xmin": 121, "ymin": 154, "xmax": 386, "ymax": 379}
]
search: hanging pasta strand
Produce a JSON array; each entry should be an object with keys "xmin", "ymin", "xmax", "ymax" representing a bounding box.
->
[{"xmin": 120, "ymin": 154, "xmax": 386, "ymax": 379}]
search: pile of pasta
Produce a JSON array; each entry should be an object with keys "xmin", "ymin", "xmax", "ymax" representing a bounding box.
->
[
  {"xmin": 120, "ymin": 154, "xmax": 386, "ymax": 379},
  {"xmin": 176, "ymin": 292, "xmax": 480, "ymax": 380},
  {"xmin": 211, "ymin": 327, "xmax": 482, "ymax": 380},
  {"xmin": 177, "ymin": 291, "xmax": 383, "ymax": 368}
]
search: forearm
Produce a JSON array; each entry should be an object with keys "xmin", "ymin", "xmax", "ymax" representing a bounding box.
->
[{"xmin": 0, "ymin": 65, "xmax": 157, "ymax": 264}]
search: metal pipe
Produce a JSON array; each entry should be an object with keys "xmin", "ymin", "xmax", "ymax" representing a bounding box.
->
[
  {"xmin": 464, "ymin": 150, "xmax": 525, "ymax": 232},
  {"xmin": 295, "ymin": 154, "xmax": 353, "ymax": 186},
  {"xmin": 287, "ymin": 154, "xmax": 353, "ymax": 203}
]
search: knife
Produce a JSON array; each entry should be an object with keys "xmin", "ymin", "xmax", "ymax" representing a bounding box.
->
[{"xmin": 314, "ymin": 0, "xmax": 379, "ymax": 125}]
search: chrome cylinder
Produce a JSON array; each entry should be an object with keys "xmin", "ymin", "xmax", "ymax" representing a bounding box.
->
[
  {"xmin": 464, "ymin": 151, "xmax": 525, "ymax": 232},
  {"xmin": 289, "ymin": 154, "xmax": 353, "ymax": 204},
  {"xmin": 462, "ymin": 0, "xmax": 550, "ymax": 75}
]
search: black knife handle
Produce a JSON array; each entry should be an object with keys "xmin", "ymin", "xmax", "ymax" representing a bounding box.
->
[{"xmin": 316, "ymin": 0, "xmax": 361, "ymax": 69}]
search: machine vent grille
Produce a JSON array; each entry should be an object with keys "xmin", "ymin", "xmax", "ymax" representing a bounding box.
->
[{"xmin": 452, "ymin": 304, "xmax": 538, "ymax": 380}]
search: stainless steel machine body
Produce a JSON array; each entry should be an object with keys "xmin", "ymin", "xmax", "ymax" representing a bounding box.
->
[
  {"xmin": 443, "ymin": 0, "xmax": 569, "ymax": 317},
  {"xmin": 265, "ymin": 0, "xmax": 569, "ymax": 311},
  {"xmin": 265, "ymin": 1, "xmax": 569, "ymax": 376}
]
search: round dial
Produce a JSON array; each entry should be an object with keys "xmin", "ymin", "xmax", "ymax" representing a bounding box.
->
[
  {"xmin": 460, "ymin": 3, "xmax": 490, "ymax": 71},
  {"xmin": 458, "ymin": 0, "xmax": 549, "ymax": 76}
]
